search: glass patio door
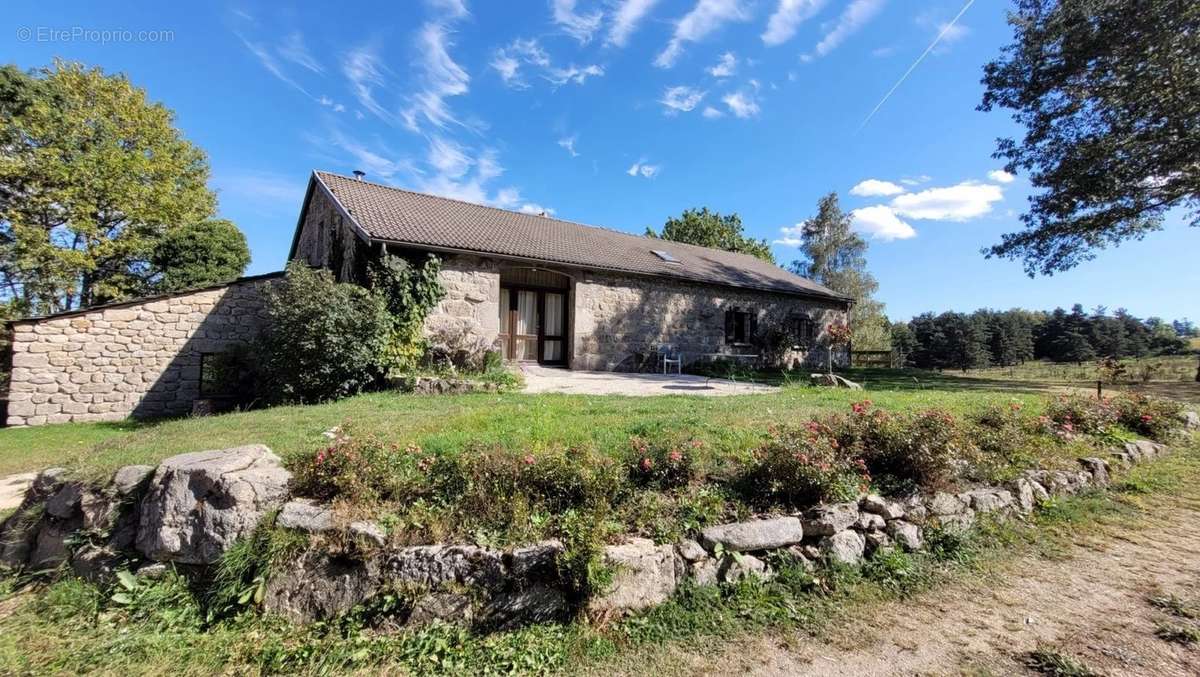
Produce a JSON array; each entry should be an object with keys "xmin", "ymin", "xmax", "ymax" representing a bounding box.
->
[{"xmin": 498, "ymin": 287, "xmax": 567, "ymax": 365}]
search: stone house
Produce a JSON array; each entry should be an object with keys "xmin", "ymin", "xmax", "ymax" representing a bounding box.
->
[
  {"xmin": 292, "ymin": 171, "xmax": 852, "ymax": 372},
  {"xmin": 2, "ymin": 170, "xmax": 850, "ymax": 426}
]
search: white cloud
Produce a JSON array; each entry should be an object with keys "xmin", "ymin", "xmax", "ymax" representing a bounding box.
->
[
  {"xmin": 558, "ymin": 135, "xmax": 580, "ymax": 157},
  {"xmin": 326, "ymin": 130, "xmax": 415, "ymax": 181},
  {"xmin": 492, "ymin": 38, "xmax": 601, "ymax": 88},
  {"xmin": 607, "ymin": 0, "xmax": 660, "ymax": 47},
  {"xmin": 426, "ymin": 0, "xmax": 469, "ymax": 19},
  {"xmin": 850, "ymin": 205, "xmax": 917, "ymax": 240},
  {"xmin": 518, "ymin": 203, "xmax": 556, "ymax": 215},
  {"xmin": 655, "ymin": 0, "xmax": 749, "ymax": 69},
  {"xmin": 890, "ymin": 181, "xmax": 1004, "ymax": 221},
  {"xmin": 545, "ymin": 63, "xmax": 605, "ymax": 86},
  {"xmin": 708, "ymin": 51, "xmax": 737, "ymax": 77},
  {"xmin": 660, "ymin": 85, "xmax": 706, "ymax": 114},
  {"xmin": 278, "ymin": 32, "xmax": 323, "ymax": 73},
  {"xmin": 802, "ymin": 0, "xmax": 884, "ymax": 61},
  {"xmin": 901, "ymin": 174, "xmax": 931, "ymax": 186},
  {"xmin": 935, "ymin": 21, "xmax": 970, "ymax": 50},
  {"xmin": 987, "ymin": 169, "xmax": 1015, "ymax": 184},
  {"xmin": 627, "ymin": 160, "xmax": 660, "ymax": 178},
  {"xmin": 427, "ymin": 135, "xmax": 473, "ymax": 178},
  {"xmin": 761, "ymin": 0, "xmax": 826, "ymax": 46},
  {"xmin": 401, "ymin": 23, "xmax": 471, "ymax": 132},
  {"xmin": 702, "ymin": 105, "xmax": 724, "ymax": 118},
  {"xmin": 239, "ymin": 36, "xmax": 310, "ymax": 96},
  {"xmin": 722, "ymin": 90, "xmax": 760, "ymax": 118},
  {"xmin": 552, "ymin": 0, "xmax": 604, "ymax": 44},
  {"xmin": 490, "ymin": 39, "xmax": 550, "ymax": 88},
  {"xmin": 342, "ymin": 43, "xmax": 391, "ymax": 122},
  {"xmin": 333, "ymin": 103, "xmax": 346, "ymax": 113},
  {"xmin": 773, "ymin": 224, "xmax": 805, "ymax": 246},
  {"xmin": 849, "ymin": 179, "xmax": 905, "ymax": 197}
]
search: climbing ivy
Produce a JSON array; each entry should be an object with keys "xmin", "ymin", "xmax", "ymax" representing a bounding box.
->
[{"xmin": 368, "ymin": 253, "xmax": 445, "ymax": 373}]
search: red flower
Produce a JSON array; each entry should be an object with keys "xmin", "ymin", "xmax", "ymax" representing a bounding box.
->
[
  {"xmin": 523, "ymin": 454, "xmax": 536, "ymax": 466},
  {"xmin": 1140, "ymin": 414, "xmax": 1153, "ymax": 423},
  {"xmin": 640, "ymin": 457, "xmax": 654, "ymax": 472}
]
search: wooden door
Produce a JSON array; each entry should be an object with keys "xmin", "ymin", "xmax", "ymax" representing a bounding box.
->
[{"xmin": 498, "ymin": 287, "xmax": 567, "ymax": 364}]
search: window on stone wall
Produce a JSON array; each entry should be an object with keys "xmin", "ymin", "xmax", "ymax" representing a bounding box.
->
[
  {"xmin": 724, "ymin": 308, "xmax": 756, "ymax": 345},
  {"xmin": 789, "ymin": 315, "xmax": 816, "ymax": 348},
  {"xmin": 199, "ymin": 352, "xmax": 242, "ymax": 398}
]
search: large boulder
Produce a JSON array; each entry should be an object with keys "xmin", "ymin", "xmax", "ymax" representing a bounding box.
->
[
  {"xmin": 587, "ymin": 537, "xmax": 676, "ymax": 614},
  {"xmin": 860, "ymin": 494, "xmax": 905, "ymax": 520},
  {"xmin": 820, "ymin": 530, "xmax": 866, "ymax": 565},
  {"xmin": 135, "ymin": 445, "xmax": 291, "ymax": 564},
  {"xmin": 263, "ymin": 551, "xmax": 378, "ymax": 623},
  {"xmin": 700, "ymin": 517, "xmax": 804, "ymax": 552},
  {"xmin": 1182, "ymin": 410, "xmax": 1199, "ymax": 430},
  {"xmin": 802, "ymin": 502, "xmax": 860, "ymax": 536}
]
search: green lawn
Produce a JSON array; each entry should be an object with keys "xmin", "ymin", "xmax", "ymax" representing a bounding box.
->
[{"xmin": 0, "ymin": 371, "xmax": 1040, "ymax": 480}]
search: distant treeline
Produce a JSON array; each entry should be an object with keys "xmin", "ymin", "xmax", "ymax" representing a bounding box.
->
[{"xmin": 890, "ymin": 305, "xmax": 1197, "ymax": 371}]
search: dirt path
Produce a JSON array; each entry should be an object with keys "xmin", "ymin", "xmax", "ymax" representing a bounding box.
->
[{"xmin": 618, "ymin": 499, "xmax": 1200, "ymax": 676}]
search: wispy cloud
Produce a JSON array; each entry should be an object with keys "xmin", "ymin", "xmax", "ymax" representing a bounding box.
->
[
  {"xmin": 849, "ymin": 179, "xmax": 905, "ymax": 197},
  {"xmin": 342, "ymin": 43, "xmax": 391, "ymax": 122},
  {"xmin": 702, "ymin": 105, "xmax": 724, "ymax": 119},
  {"xmin": 491, "ymin": 38, "xmax": 602, "ymax": 88},
  {"xmin": 859, "ymin": 0, "xmax": 976, "ymax": 129},
  {"xmin": 987, "ymin": 169, "xmax": 1015, "ymax": 184},
  {"xmin": 708, "ymin": 52, "xmax": 737, "ymax": 77},
  {"xmin": 558, "ymin": 135, "xmax": 580, "ymax": 157},
  {"xmin": 655, "ymin": 0, "xmax": 749, "ymax": 69},
  {"xmin": 552, "ymin": 0, "xmax": 604, "ymax": 44},
  {"xmin": 401, "ymin": 23, "xmax": 471, "ymax": 132},
  {"xmin": 278, "ymin": 32, "xmax": 323, "ymax": 73},
  {"xmin": 627, "ymin": 160, "xmax": 661, "ymax": 178},
  {"xmin": 215, "ymin": 170, "xmax": 306, "ymax": 212},
  {"xmin": 761, "ymin": 0, "xmax": 826, "ymax": 47},
  {"xmin": 239, "ymin": 35, "xmax": 311, "ymax": 96},
  {"xmin": 426, "ymin": 0, "xmax": 469, "ymax": 19},
  {"xmin": 607, "ymin": 0, "xmax": 661, "ymax": 47},
  {"xmin": 722, "ymin": 89, "xmax": 760, "ymax": 118},
  {"xmin": 660, "ymin": 85, "xmax": 706, "ymax": 114},
  {"xmin": 801, "ymin": 0, "xmax": 885, "ymax": 62},
  {"xmin": 326, "ymin": 129, "xmax": 415, "ymax": 181}
]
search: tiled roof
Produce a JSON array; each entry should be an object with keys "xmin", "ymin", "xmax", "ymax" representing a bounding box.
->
[{"xmin": 313, "ymin": 171, "xmax": 849, "ymax": 302}]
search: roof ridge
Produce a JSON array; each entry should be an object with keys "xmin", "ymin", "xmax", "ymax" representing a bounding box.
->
[{"xmin": 315, "ymin": 170, "xmax": 774, "ymax": 265}]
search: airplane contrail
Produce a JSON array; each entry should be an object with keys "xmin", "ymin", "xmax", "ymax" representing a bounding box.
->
[{"xmin": 859, "ymin": 0, "xmax": 977, "ymax": 131}]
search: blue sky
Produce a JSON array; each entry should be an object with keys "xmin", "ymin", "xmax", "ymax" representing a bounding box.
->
[{"xmin": 3, "ymin": 0, "xmax": 1194, "ymax": 322}]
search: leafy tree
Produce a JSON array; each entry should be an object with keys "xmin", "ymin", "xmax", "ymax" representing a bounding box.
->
[
  {"xmin": 0, "ymin": 61, "xmax": 217, "ymax": 315},
  {"xmin": 255, "ymin": 262, "xmax": 391, "ymax": 404},
  {"xmin": 150, "ymin": 219, "xmax": 250, "ymax": 292},
  {"xmin": 979, "ymin": 0, "xmax": 1199, "ymax": 275},
  {"xmin": 788, "ymin": 193, "xmax": 890, "ymax": 350},
  {"xmin": 647, "ymin": 207, "xmax": 775, "ymax": 263},
  {"xmin": 890, "ymin": 321, "xmax": 917, "ymax": 366}
]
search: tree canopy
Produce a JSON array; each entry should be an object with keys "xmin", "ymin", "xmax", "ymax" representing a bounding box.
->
[
  {"xmin": 979, "ymin": 0, "xmax": 1199, "ymax": 275},
  {"xmin": 0, "ymin": 61, "xmax": 247, "ymax": 316},
  {"xmin": 646, "ymin": 207, "xmax": 775, "ymax": 263},
  {"xmin": 788, "ymin": 193, "xmax": 890, "ymax": 350},
  {"xmin": 151, "ymin": 219, "xmax": 251, "ymax": 293}
]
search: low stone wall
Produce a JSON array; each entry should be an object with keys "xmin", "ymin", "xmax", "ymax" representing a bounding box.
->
[
  {"xmin": 3, "ymin": 275, "xmax": 277, "ymax": 426},
  {"xmin": 1, "ymin": 428, "xmax": 1191, "ymax": 633}
]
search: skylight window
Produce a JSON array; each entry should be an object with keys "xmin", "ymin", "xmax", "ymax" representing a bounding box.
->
[{"xmin": 651, "ymin": 249, "xmax": 681, "ymax": 264}]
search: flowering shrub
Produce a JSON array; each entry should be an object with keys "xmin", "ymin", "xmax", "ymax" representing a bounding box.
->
[
  {"xmin": 742, "ymin": 422, "xmax": 870, "ymax": 508},
  {"xmin": 1044, "ymin": 394, "xmax": 1119, "ymax": 437},
  {"xmin": 830, "ymin": 402, "xmax": 975, "ymax": 492},
  {"xmin": 1111, "ymin": 392, "xmax": 1184, "ymax": 440},
  {"xmin": 627, "ymin": 436, "xmax": 702, "ymax": 489},
  {"xmin": 290, "ymin": 432, "xmax": 436, "ymax": 504}
]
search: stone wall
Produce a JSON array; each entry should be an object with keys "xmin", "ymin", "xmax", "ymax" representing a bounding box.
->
[
  {"xmin": 572, "ymin": 269, "xmax": 849, "ymax": 371},
  {"xmin": 4, "ymin": 276, "xmax": 275, "ymax": 426},
  {"xmin": 424, "ymin": 255, "xmax": 501, "ymax": 346},
  {"xmin": 292, "ymin": 183, "xmax": 370, "ymax": 284}
]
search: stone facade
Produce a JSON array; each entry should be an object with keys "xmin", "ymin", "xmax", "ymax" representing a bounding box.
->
[
  {"xmin": 571, "ymin": 269, "xmax": 849, "ymax": 371},
  {"xmin": 425, "ymin": 255, "xmax": 501, "ymax": 343},
  {"xmin": 4, "ymin": 277, "xmax": 274, "ymax": 426},
  {"xmin": 292, "ymin": 183, "xmax": 370, "ymax": 284}
]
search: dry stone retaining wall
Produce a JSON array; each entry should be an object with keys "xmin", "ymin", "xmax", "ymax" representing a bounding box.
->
[
  {"xmin": 2, "ymin": 425, "xmax": 1191, "ymax": 633},
  {"xmin": 4, "ymin": 276, "xmax": 275, "ymax": 426}
]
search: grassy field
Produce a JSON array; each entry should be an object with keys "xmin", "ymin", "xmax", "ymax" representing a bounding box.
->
[{"xmin": 0, "ymin": 372, "xmax": 1042, "ymax": 479}]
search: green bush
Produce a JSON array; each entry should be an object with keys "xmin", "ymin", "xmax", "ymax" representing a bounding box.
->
[
  {"xmin": 369, "ymin": 253, "xmax": 444, "ymax": 373},
  {"xmin": 626, "ymin": 436, "xmax": 702, "ymax": 489},
  {"xmin": 741, "ymin": 421, "xmax": 870, "ymax": 508},
  {"xmin": 256, "ymin": 262, "xmax": 391, "ymax": 404},
  {"xmin": 1043, "ymin": 393, "xmax": 1119, "ymax": 437},
  {"xmin": 1110, "ymin": 392, "xmax": 1184, "ymax": 440}
]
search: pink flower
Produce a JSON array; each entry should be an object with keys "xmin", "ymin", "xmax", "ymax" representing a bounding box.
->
[
  {"xmin": 523, "ymin": 454, "xmax": 536, "ymax": 466},
  {"xmin": 1140, "ymin": 414, "xmax": 1153, "ymax": 423},
  {"xmin": 640, "ymin": 457, "xmax": 654, "ymax": 472},
  {"xmin": 668, "ymin": 450, "xmax": 683, "ymax": 463}
]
